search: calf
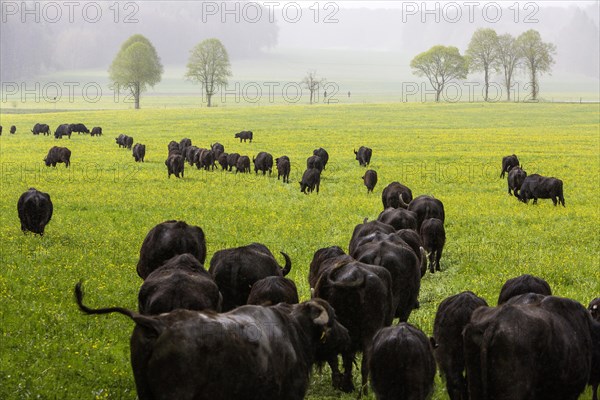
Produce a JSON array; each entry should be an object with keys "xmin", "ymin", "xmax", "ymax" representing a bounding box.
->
[
  {"xmin": 276, "ymin": 156, "xmax": 290, "ymax": 183},
  {"xmin": 381, "ymin": 181, "xmax": 413, "ymax": 209},
  {"xmin": 136, "ymin": 220, "xmax": 206, "ymax": 279},
  {"xmin": 377, "ymin": 207, "xmax": 418, "ymax": 231},
  {"xmin": 313, "ymin": 147, "xmax": 329, "ymax": 170},
  {"xmin": 362, "ymin": 169, "xmax": 377, "ymax": 193},
  {"xmin": 354, "ymin": 146, "xmax": 372, "ymax": 167},
  {"xmin": 165, "ymin": 154, "xmax": 184, "ymax": 178},
  {"xmin": 519, "ymin": 173, "xmax": 565, "ymax": 207},
  {"xmin": 431, "ymin": 291, "xmax": 488, "ymax": 400},
  {"xmin": 369, "ymin": 323, "xmax": 436, "ymax": 400},
  {"xmin": 132, "ymin": 143, "xmax": 146, "ymax": 162},
  {"xmin": 507, "ymin": 166, "xmax": 527, "ymax": 197},
  {"xmin": 500, "ymin": 154, "xmax": 520, "ymax": 178},
  {"xmin": 235, "ymin": 130, "xmax": 253, "ymax": 142},
  {"xmin": 247, "ymin": 276, "xmax": 299, "ymax": 306},
  {"xmin": 90, "ymin": 127, "xmax": 102, "ymax": 137},
  {"xmin": 497, "ymin": 274, "xmax": 552, "ymax": 305},
  {"xmin": 17, "ymin": 188, "xmax": 53, "ymax": 235},
  {"xmin": 299, "ymin": 168, "xmax": 320, "ymax": 194},
  {"xmin": 209, "ymin": 243, "xmax": 292, "ymax": 311},
  {"xmin": 253, "ymin": 151, "xmax": 273, "ymax": 175},
  {"xmin": 75, "ymin": 282, "xmax": 351, "ymax": 400},
  {"xmin": 420, "ymin": 218, "xmax": 446, "ymax": 273},
  {"xmin": 44, "ymin": 146, "xmax": 71, "ymax": 167},
  {"xmin": 235, "ymin": 155, "xmax": 251, "ymax": 173},
  {"xmin": 138, "ymin": 253, "xmax": 221, "ymax": 315}
]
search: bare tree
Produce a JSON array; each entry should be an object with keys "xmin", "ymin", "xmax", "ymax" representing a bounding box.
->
[
  {"xmin": 496, "ymin": 34, "xmax": 521, "ymax": 101},
  {"xmin": 302, "ymin": 71, "xmax": 325, "ymax": 104}
]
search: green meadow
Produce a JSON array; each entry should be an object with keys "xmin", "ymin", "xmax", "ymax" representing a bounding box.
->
[{"xmin": 0, "ymin": 102, "xmax": 599, "ymax": 399}]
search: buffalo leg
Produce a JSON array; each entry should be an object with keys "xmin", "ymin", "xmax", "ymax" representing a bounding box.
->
[
  {"xmin": 435, "ymin": 248, "xmax": 443, "ymax": 271},
  {"xmin": 340, "ymin": 351, "xmax": 355, "ymax": 393}
]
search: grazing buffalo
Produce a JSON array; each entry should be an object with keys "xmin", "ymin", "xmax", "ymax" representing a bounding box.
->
[
  {"xmin": 75, "ymin": 282, "xmax": 351, "ymax": 400},
  {"xmin": 235, "ymin": 130, "xmax": 253, "ymax": 142},
  {"xmin": 431, "ymin": 291, "xmax": 488, "ymax": 400},
  {"xmin": 44, "ymin": 146, "xmax": 71, "ymax": 167},
  {"xmin": 354, "ymin": 146, "xmax": 372, "ymax": 167},
  {"xmin": 10, "ymin": 125, "xmax": 16, "ymax": 134},
  {"xmin": 362, "ymin": 169, "xmax": 378, "ymax": 193},
  {"xmin": 217, "ymin": 152, "xmax": 229, "ymax": 170},
  {"xmin": 211, "ymin": 142, "xmax": 225, "ymax": 159},
  {"xmin": 69, "ymin": 123, "xmax": 89, "ymax": 134},
  {"xmin": 31, "ymin": 123, "xmax": 50, "ymax": 135},
  {"xmin": 136, "ymin": 220, "xmax": 206, "ymax": 279},
  {"xmin": 519, "ymin": 174, "xmax": 565, "ymax": 207},
  {"xmin": 310, "ymin": 247, "xmax": 394, "ymax": 394},
  {"xmin": 17, "ymin": 188, "xmax": 53, "ymax": 235},
  {"xmin": 377, "ymin": 207, "xmax": 418, "ymax": 231},
  {"xmin": 381, "ymin": 181, "xmax": 413, "ymax": 209},
  {"xmin": 227, "ymin": 153, "xmax": 240, "ymax": 171},
  {"xmin": 167, "ymin": 140, "xmax": 181, "ymax": 155},
  {"xmin": 209, "ymin": 243, "xmax": 292, "ymax": 311},
  {"xmin": 179, "ymin": 138, "xmax": 192, "ymax": 153},
  {"xmin": 300, "ymin": 168, "xmax": 321, "ymax": 194},
  {"xmin": 399, "ymin": 195, "xmax": 445, "ymax": 231},
  {"xmin": 500, "ymin": 154, "xmax": 520, "ymax": 178},
  {"xmin": 507, "ymin": 166, "xmax": 527, "ymax": 197},
  {"xmin": 235, "ymin": 155, "xmax": 251, "ymax": 173},
  {"xmin": 464, "ymin": 295, "xmax": 600, "ymax": 400},
  {"xmin": 276, "ymin": 156, "xmax": 290, "ymax": 183},
  {"xmin": 369, "ymin": 323, "xmax": 436, "ymax": 400},
  {"xmin": 306, "ymin": 155, "xmax": 324, "ymax": 172},
  {"xmin": 247, "ymin": 276, "xmax": 299, "ymax": 306},
  {"xmin": 313, "ymin": 148, "xmax": 329, "ymax": 170},
  {"xmin": 165, "ymin": 154, "xmax": 184, "ymax": 178},
  {"xmin": 138, "ymin": 253, "xmax": 221, "ymax": 315},
  {"xmin": 90, "ymin": 127, "xmax": 102, "ymax": 136},
  {"xmin": 132, "ymin": 143, "xmax": 146, "ymax": 162},
  {"xmin": 197, "ymin": 149, "xmax": 215, "ymax": 171},
  {"xmin": 590, "ymin": 298, "xmax": 600, "ymax": 322},
  {"xmin": 54, "ymin": 124, "xmax": 71, "ymax": 139},
  {"xmin": 420, "ymin": 218, "xmax": 446, "ymax": 273},
  {"xmin": 253, "ymin": 151, "xmax": 273, "ymax": 175},
  {"xmin": 497, "ymin": 274, "xmax": 552, "ymax": 305}
]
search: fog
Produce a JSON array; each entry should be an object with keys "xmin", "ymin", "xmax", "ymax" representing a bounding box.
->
[{"xmin": 1, "ymin": 1, "xmax": 598, "ymax": 97}]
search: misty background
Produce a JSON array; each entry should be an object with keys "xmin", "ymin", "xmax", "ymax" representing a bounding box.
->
[{"xmin": 1, "ymin": 0, "xmax": 598, "ymax": 104}]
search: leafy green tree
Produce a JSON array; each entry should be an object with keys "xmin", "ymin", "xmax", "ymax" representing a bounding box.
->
[
  {"xmin": 185, "ymin": 38, "xmax": 232, "ymax": 107},
  {"xmin": 109, "ymin": 34, "xmax": 163, "ymax": 109},
  {"xmin": 410, "ymin": 46, "xmax": 468, "ymax": 102},
  {"xmin": 517, "ymin": 30, "xmax": 556, "ymax": 101},
  {"xmin": 495, "ymin": 34, "xmax": 521, "ymax": 101},
  {"xmin": 466, "ymin": 28, "xmax": 499, "ymax": 101}
]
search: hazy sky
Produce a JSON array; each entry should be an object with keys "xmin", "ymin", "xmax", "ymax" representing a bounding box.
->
[{"xmin": 337, "ymin": 1, "xmax": 596, "ymax": 8}]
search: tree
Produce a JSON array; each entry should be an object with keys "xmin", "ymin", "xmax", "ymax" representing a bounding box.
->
[
  {"xmin": 495, "ymin": 34, "xmax": 521, "ymax": 101},
  {"xmin": 302, "ymin": 71, "xmax": 325, "ymax": 105},
  {"xmin": 410, "ymin": 46, "xmax": 468, "ymax": 102},
  {"xmin": 109, "ymin": 34, "xmax": 163, "ymax": 109},
  {"xmin": 466, "ymin": 28, "xmax": 499, "ymax": 102},
  {"xmin": 517, "ymin": 30, "xmax": 556, "ymax": 101},
  {"xmin": 185, "ymin": 38, "xmax": 232, "ymax": 108}
]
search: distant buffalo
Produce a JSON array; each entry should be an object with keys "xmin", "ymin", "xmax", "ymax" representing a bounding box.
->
[
  {"xmin": 500, "ymin": 154, "xmax": 519, "ymax": 178},
  {"xmin": 211, "ymin": 142, "xmax": 225, "ymax": 159},
  {"xmin": 519, "ymin": 174, "xmax": 565, "ymax": 207},
  {"xmin": 31, "ymin": 123, "xmax": 50, "ymax": 135},
  {"xmin": 54, "ymin": 124, "xmax": 71, "ymax": 139},
  {"xmin": 44, "ymin": 146, "xmax": 71, "ymax": 167},
  {"xmin": 247, "ymin": 276, "xmax": 299, "ymax": 306},
  {"xmin": 507, "ymin": 166, "xmax": 527, "ymax": 197},
  {"xmin": 0, "ymin": 126, "xmax": 2, "ymax": 135},
  {"xmin": 253, "ymin": 151, "xmax": 273, "ymax": 175},
  {"xmin": 276, "ymin": 156, "xmax": 290, "ymax": 183},
  {"xmin": 17, "ymin": 188, "xmax": 53, "ymax": 235},
  {"xmin": 116, "ymin": 134, "xmax": 133, "ymax": 149},
  {"xmin": 382, "ymin": 181, "xmax": 413, "ymax": 209},
  {"xmin": 179, "ymin": 138, "xmax": 192, "ymax": 153},
  {"xmin": 235, "ymin": 155, "xmax": 251, "ymax": 173},
  {"xmin": 362, "ymin": 169, "xmax": 377, "ymax": 193},
  {"xmin": 70, "ymin": 123, "xmax": 89, "ymax": 134},
  {"xmin": 235, "ymin": 130, "xmax": 253, "ymax": 142},
  {"xmin": 132, "ymin": 143, "xmax": 146, "ymax": 162},
  {"xmin": 167, "ymin": 140, "xmax": 181, "ymax": 155},
  {"xmin": 227, "ymin": 153, "xmax": 240, "ymax": 171},
  {"xmin": 300, "ymin": 168, "xmax": 320, "ymax": 194},
  {"xmin": 197, "ymin": 149, "xmax": 215, "ymax": 171},
  {"xmin": 354, "ymin": 146, "xmax": 372, "ymax": 167},
  {"xmin": 165, "ymin": 154, "xmax": 184, "ymax": 178},
  {"xmin": 306, "ymin": 155, "xmax": 324, "ymax": 172},
  {"xmin": 313, "ymin": 148, "xmax": 329, "ymax": 170},
  {"xmin": 10, "ymin": 125, "xmax": 16, "ymax": 134},
  {"xmin": 217, "ymin": 152, "xmax": 229, "ymax": 170},
  {"xmin": 90, "ymin": 127, "xmax": 102, "ymax": 137}
]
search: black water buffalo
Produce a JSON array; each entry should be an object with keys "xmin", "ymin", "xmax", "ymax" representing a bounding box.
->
[
  {"xmin": 253, "ymin": 152, "xmax": 273, "ymax": 175},
  {"xmin": 179, "ymin": 138, "xmax": 192, "ymax": 153},
  {"xmin": 313, "ymin": 147, "xmax": 329, "ymax": 170},
  {"xmin": 300, "ymin": 168, "xmax": 320, "ymax": 194},
  {"xmin": 217, "ymin": 152, "xmax": 229, "ymax": 170},
  {"xmin": 90, "ymin": 127, "xmax": 102, "ymax": 136},
  {"xmin": 165, "ymin": 154, "xmax": 184, "ymax": 178},
  {"xmin": 209, "ymin": 243, "xmax": 292, "ymax": 311},
  {"xmin": 348, "ymin": 219, "xmax": 396, "ymax": 256},
  {"xmin": 70, "ymin": 123, "xmax": 89, "ymax": 134},
  {"xmin": 497, "ymin": 274, "xmax": 552, "ymax": 305},
  {"xmin": 44, "ymin": 146, "xmax": 71, "ymax": 167},
  {"xmin": 227, "ymin": 153, "xmax": 240, "ymax": 171},
  {"xmin": 136, "ymin": 220, "xmax": 206, "ymax": 279},
  {"xmin": 464, "ymin": 295, "xmax": 599, "ymax": 400},
  {"xmin": 500, "ymin": 154, "xmax": 520, "ymax": 178},
  {"xmin": 362, "ymin": 169, "xmax": 377, "ymax": 193},
  {"xmin": 354, "ymin": 146, "xmax": 372, "ymax": 167},
  {"xmin": 400, "ymin": 195, "xmax": 445, "ymax": 231},
  {"xmin": 138, "ymin": 253, "xmax": 221, "ymax": 315},
  {"xmin": 0, "ymin": 126, "xmax": 2, "ymax": 135},
  {"xmin": 197, "ymin": 149, "xmax": 215, "ymax": 170},
  {"xmin": 310, "ymin": 247, "xmax": 394, "ymax": 394},
  {"xmin": 167, "ymin": 140, "xmax": 181, "ymax": 155},
  {"xmin": 381, "ymin": 181, "xmax": 413, "ymax": 209},
  {"xmin": 132, "ymin": 143, "xmax": 146, "ymax": 162},
  {"xmin": 211, "ymin": 142, "xmax": 225, "ymax": 159},
  {"xmin": 17, "ymin": 188, "xmax": 53, "ymax": 235},
  {"xmin": 369, "ymin": 323, "xmax": 436, "ymax": 400},
  {"xmin": 10, "ymin": 125, "xmax": 16, "ymax": 134},
  {"xmin": 31, "ymin": 123, "xmax": 50, "ymax": 135},
  {"xmin": 590, "ymin": 298, "xmax": 600, "ymax": 322},
  {"xmin": 116, "ymin": 134, "xmax": 126, "ymax": 147},
  {"xmin": 247, "ymin": 276, "xmax": 299, "ymax": 306},
  {"xmin": 124, "ymin": 135, "xmax": 134, "ymax": 149},
  {"xmin": 184, "ymin": 146, "xmax": 200, "ymax": 165},
  {"xmin": 431, "ymin": 291, "xmax": 488, "ymax": 400},
  {"xmin": 116, "ymin": 134, "xmax": 133, "ymax": 149},
  {"xmin": 519, "ymin": 174, "xmax": 565, "ymax": 206},
  {"xmin": 276, "ymin": 156, "xmax": 290, "ymax": 183},
  {"xmin": 306, "ymin": 155, "xmax": 324, "ymax": 172},
  {"xmin": 54, "ymin": 124, "xmax": 71, "ymax": 139},
  {"xmin": 75, "ymin": 282, "xmax": 351, "ymax": 400},
  {"xmin": 377, "ymin": 207, "xmax": 418, "ymax": 231},
  {"xmin": 235, "ymin": 130, "xmax": 253, "ymax": 142},
  {"xmin": 507, "ymin": 166, "xmax": 527, "ymax": 197},
  {"xmin": 420, "ymin": 218, "xmax": 446, "ymax": 273},
  {"xmin": 235, "ymin": 155, "xmax": 251, "ymax": 173}
]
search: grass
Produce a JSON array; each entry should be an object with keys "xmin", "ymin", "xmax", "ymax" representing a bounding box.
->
[{"xmin": 0, "ymin": 102, "xmax": 599, "ymax": 399}]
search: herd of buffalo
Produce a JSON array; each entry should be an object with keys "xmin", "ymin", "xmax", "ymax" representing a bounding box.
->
[{"xmin": 10, "ymin": 121, "xmax": 591, "ymax": 400}]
